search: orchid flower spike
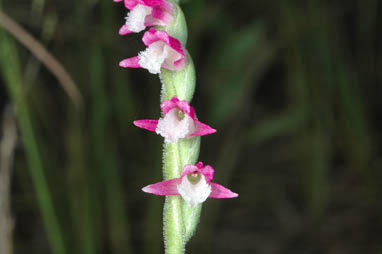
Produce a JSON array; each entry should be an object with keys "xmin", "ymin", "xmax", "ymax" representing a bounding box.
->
[
  {"xmin": 119, "ymin": 28, "xmax": 186, "ymax": 74},
  {"xmin": 115, "ymin": 0, "xmax": 173, "ymax": 35},
  {"xmin": 142, "ymin": 162, "xmax": 238, "ymax": 208},
  {"xmin": 134, "ymin": 96, "xmax": 216, "ymax": 143}
]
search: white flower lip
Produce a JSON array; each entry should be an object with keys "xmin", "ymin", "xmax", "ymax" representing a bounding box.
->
[
  {"xmin": 177, "ymin": 173, "xmax": 211, "ymax": 208},
  {"xmin": 138, "ymin": 41, "xmax": 169, "ymax": 74},
  {"xmin": 138, "ymin": 40, "xmax": 184, "ymax": 74},
  {"xmin": 125, "ymin": 4, "xmax": 152, "ymax": 33},
  {"xmin": 155, "ymin": 108, "xmax": 196, "ymax": 143}
]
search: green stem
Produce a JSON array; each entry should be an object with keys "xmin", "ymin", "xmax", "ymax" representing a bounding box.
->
[
  {"xmin": 163, "ymin": 196, "xmax": 184, "ymax": 254},
  {"xmin": 160, "ymin": 52, "xmax": 196, "ymax": 102},
  {"xmin": 158, "ymin": 1, "xmax": 202, "ymax": 253},
  {"xmin": 182, "ymin": 203, "xmax": 202, "ymax": 242},
  {"xmin": 162, "ymin": 142, "xmax": 184, "ymax": 254},
  {"xmin": 162, "ymin": 134, "xmax": 201, "ymax": 254}
]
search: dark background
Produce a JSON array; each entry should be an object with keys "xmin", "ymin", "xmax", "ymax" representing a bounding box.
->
[{"xmin": 1, "ymin": 0, "xmax": 382, "ymax": 253}]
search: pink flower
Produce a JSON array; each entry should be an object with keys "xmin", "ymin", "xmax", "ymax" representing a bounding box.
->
[
  {"xmin": 115, "ymin": 0, "xmax": 173, "ymax": 35},
  {"xmin": 134, "ymin": 96, "xmax": 216, "ymax": 143},
  {"xmin": 142, "ymin": 162, "xmax": 238, "ymax": 208},
  {"xmin": 120, "ymin": 28, "xmax": 185, "ymax": 74}
]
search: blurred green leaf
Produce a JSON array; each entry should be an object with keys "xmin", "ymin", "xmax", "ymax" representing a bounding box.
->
[{"xmin": 207, "ymin": 22, "xmax": 273, "ymax": 125}]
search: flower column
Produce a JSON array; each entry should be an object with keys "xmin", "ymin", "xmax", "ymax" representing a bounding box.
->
[{"xmin": 114, "ymin": 0, "xmax": 238, "ymax": 253}]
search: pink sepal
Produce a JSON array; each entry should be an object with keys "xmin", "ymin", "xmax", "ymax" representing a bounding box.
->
[
  {"xmin": 142, "ymin": 178, "xmax": 181, "ymax": 195},
  {"xmin": 191, "ymin": 121, "xmax": 217, "ymax": 137},
  {"xmin": 119, "ymin": 0, "xmax": 167, "ymax": 9},
  {"xmin": 209, "ymin": 183, "xmax": 239, "ymax": 198},
  {"xmin": 180, "ymin": 163, "xmax": 215, "ymax": 182},
  {"xmin": 119, "ymin": 56, "xmax": 141, "ymax": 68},
  {"xmin": 143, "ymin": 0, "xmax": 166, "ymax": 6},
  {"xmin": 133, "ymin": 120, "xmax": 158, "ymax": 132},
  {"xmin": 142, "ymin": 28, "xmax": 185, "ymax": 69},
  {"xmin": 119, "ymin": 24, "xmax": 132, "ymax": 35},
  {"xmin": 180, "ymin": 164, "xmax": 200, "ymax": 179},
  {"xmin": 114, "ymin": 0, "xmax": 172, "ymax": 11},
  {"xmin": 123, "ymin": 0, "xmax": 140, "ymax": 9},
  {"xmin": 161, "ymin": 96, "xmax": 195, "ymax": 119},
  {"xmin": 144, "ymin": 15, "xmax": 167, "ymax": 27},
  {"xmin": 151, "ymin": 0, "xmax": 173, "ymax": 23}
]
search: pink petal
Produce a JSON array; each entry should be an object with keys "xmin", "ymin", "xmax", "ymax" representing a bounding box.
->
[
  {"xmin": 195, "ymin": 162, "xmax": 204, "ymax": 169},
  {"xmin": 119, "ymin": 24, "xmax": 132, "ymax": 35},
  {"xmin": 166, "ymin": 34, "xmax": 184, "ymax": 56},
  {"xmin": 142, "ymin": 29, "xmax": 185, "ymax": 57},
  {"xmin": 160, "ymin": 96, "xmax": 179, "ymax": 114},
  {"xmin": 165, "ymin": 37, "xmax": 185, "ymax": 70},
  {"xmin": 124, "ymin": 0, "xmax": 140, "ymax": 9},
  {"xmin": 180, "ymin": 163, "xmax": 214, "ymax": 182},
  {"xmin": 144, "ymin": 15, "xmax": 165, "ymax": 27},
  {"xmin": 209, "ymin": 183, "xmax": 238, "ymax": 199},
  {"xmin": 160, "ymin": 96, "xmax": 195, "ymax": 119},
  {"xmin": 142, "ymin": 178, "xmax": 181, "ymax": 196},
  {"xmin": 142, "ymin": 28, "xmax": 162, "ymax": 46},
  {"xmin": 151, "ymin": 1, "xmax": 173, "ymax": 23},
  {"xmin": 119, "ymin": 56, "xmax": 141, "ymax": 68},
  {"xmin": 133, "ymin": 120, "xmax": 158, "ymax": 132},
  {"xmin": 143, "ymin": 0, "xmax": 165, "ymax": 6},
  {"xmin": 177, "ymin": 99, "xmax": 195, "ymax": 119},
  {"xmin": 180, "ymin": 164, "xmax": 199, "ymax": 179},
  {"xmin": 114, "ymin": 0, "xmax": 123, "ymax": 2},
  {"xmin": 172, "ymin": 57, "xmax": 186, "ymax": 70},
  {"xmin": 199, "ymin": 165, "xmax": 214, "ymax": 182},
  {"xmin": 190, "ymin": 121, "xmax": 216, "ymax": 137}
]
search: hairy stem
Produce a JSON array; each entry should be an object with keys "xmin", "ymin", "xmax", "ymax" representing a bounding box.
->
[{"xmin": 158, "ymin": 1, "xmax": 203, "ymax": 253}]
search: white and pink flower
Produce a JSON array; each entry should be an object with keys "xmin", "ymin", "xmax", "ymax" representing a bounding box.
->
[
  {"xmin": 120, "ymin": 28, "xmax": 186, "ymax": 74},
  {"xmin": 134, "ymin": 96, "xmax": 216, "ymax": 143},
  {"xmin": 142, "ymin": 162, "xmax": 238, "ymax": 208},
  {"xmin": 114, "ymin": 0, "xmax": 173, "ymax": 35}
]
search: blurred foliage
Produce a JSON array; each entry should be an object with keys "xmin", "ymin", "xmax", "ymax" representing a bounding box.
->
[{"xmin": 1, "ymin": 0, "xmax": 382, "ymax": 253}]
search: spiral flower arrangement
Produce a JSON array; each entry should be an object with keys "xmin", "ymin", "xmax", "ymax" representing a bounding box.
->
[{"xmin": 114, "ymin": 0, "xmax": 238, "ymax": 252}]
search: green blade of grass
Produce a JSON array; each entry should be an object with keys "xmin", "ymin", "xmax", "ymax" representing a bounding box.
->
[{"xmin": 0, "ymin": 22, "xmax": 67, "ymax": 254}]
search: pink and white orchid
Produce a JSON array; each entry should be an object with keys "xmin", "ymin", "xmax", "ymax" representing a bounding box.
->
[
  {"xmin": 134, "ymin": 96, "xmax": 216, "ymax": 143},
  {"xmin": 142, "ymin": 162, "xmax": 238, "ymax": 208},
  {"xmin": 114, "ymin": 0, "xmax": 173, "ymax": 35},
  {"xmin": 119, "ymin": 28, "xmax": 186, "ymax": 74}
]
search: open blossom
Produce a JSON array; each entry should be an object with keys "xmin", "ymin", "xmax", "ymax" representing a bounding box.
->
[
  {"xmin": 134, "ymin": 96, "xmax": 216, "ymax": 143},
  {"xmin": 142, "ymin": 162, "xmax": 238, "ymax": 208},
  {"xmin": 119, "ymin": 28, "xmax": 186, "ymax": 74},
  {"xmin": 114, "ymin": 0, "xmax": 173, "ymax": 34}
]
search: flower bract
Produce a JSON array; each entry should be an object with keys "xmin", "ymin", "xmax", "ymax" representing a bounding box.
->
[{"xmin": 142, "ymin": 162, "xmax": 238, "ymax": 208}]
